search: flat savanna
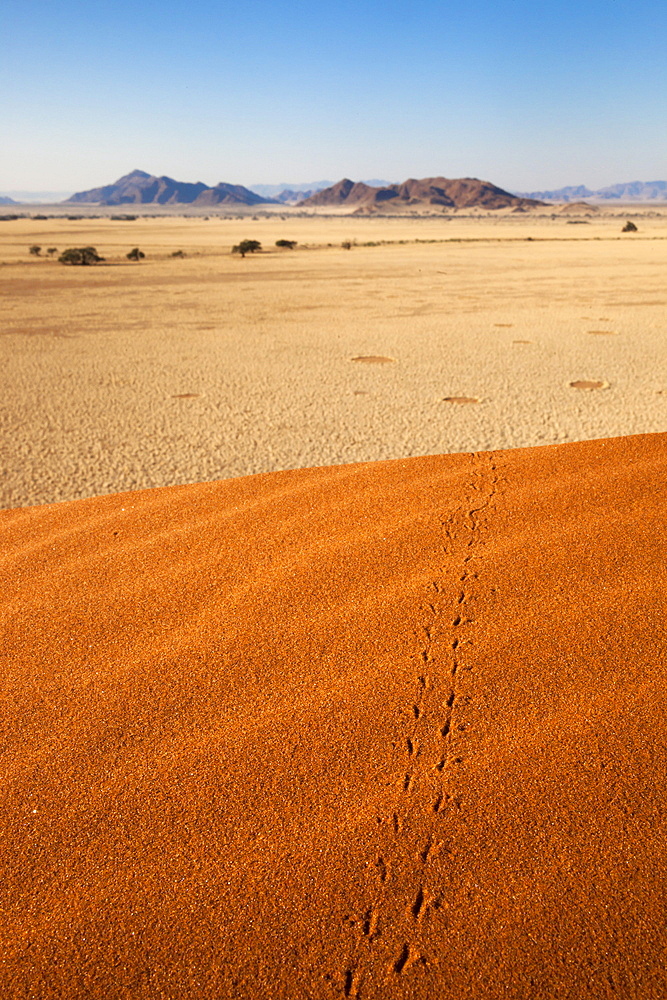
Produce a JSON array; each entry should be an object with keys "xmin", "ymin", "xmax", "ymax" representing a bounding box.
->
[{"xmin": 1, "ymin": 211, "xmax": 666, "ymax": 508}]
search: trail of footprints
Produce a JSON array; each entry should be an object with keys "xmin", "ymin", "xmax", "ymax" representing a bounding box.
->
[{"xmin": 343, "ymin": 456, "xmax": 499, "ymax": 998}]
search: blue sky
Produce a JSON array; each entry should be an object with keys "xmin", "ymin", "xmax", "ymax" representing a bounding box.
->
[{"xmin": 2, "ymin": 0, "xmax": 666, "ymax": 192}]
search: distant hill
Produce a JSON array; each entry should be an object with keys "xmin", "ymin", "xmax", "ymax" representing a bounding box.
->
[
  {"xmin": 248, "ymin": 180, "xmax": 391, "ymax": 205},
  {"xmin": 66, "ymin": 170, "xmax": 275, "ymax": 206},
  {"xmin": 249, "ymin": 181, "xmax": 334, "ymax": 200},
  {"xmin": 274, "ymin": 189, "xmax": 318, "ymax": 205},
  {"xmin": 0, "ymin": 195, "xmax": 17, "ymax": 205},
  {"xmin": 300, "ymin": 176, "xmax": 544, "ymax": 211},
  {"xmin": 516, "ymin": 180, "xmax": 667, "ymax": 202}
]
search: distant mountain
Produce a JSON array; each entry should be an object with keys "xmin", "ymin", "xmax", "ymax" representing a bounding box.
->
[
  {"xmin": 516, "ymin": 181, "xmax": 667, "ymax": 202},
  {"xmin": 596, "ymin": 180, "xmax": 667, "ymax": 200},
  {"xmin": 274, "ymin": 189, "xmax": 319, "ymax": 205},
  {"xmin": 191, "ymin": 182, "xmax": 272, "ymax": 206},
  {"xmin": 0, "ymin": 195, "xmax": 17, "ymax": 205},
  {"xmin": 300, "ymin": 176, "xmax": 544, "ymax": 211},
  {"xmin": 249, "ymin": 180, "xmax": 334, "ymax": 199},
  {"xmin": 67, "ymin": 170, "xmax": 275, "ymax": 206},
  {"xmin": 301, "ymin": 179, "xmax": 380, "ymax": 208}
]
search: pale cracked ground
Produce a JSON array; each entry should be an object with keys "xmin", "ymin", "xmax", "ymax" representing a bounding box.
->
[{"xmin": 1, "ymin": 211, "xmax": 666, "ymax": 508}]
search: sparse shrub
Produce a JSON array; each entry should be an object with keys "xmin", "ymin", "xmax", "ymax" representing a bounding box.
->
[
  {"xmin": 341, "ymin": 240, "xmax": 354, "ymax": 250},
  {"xmin": 276, "ymin": 239, "xmax": 297, "ymax": 249},
  {"xmin": 231, "ymin": 239, "xmax": 262, "ymax": 257},
  {"xmin": 126, "ymin": 247, "xmax": 145, "ymax": 261},
  {"xmin": 46, "ymin": 247, "xmax": 58, "ymax": 256},
  {"xmin": 171, "ymin": 250, "xmax": 186, "ymax": 258},
  {"xmin": 29, "ymin": 245, "xmax": 41, "ymax": 256},
  {"xmin": 622, "ymin": 220, "xmax": 638, "ymax": 232},
  {"xmin": 58, "ymin": 246, "xmax": 104, "ymax": 266}
]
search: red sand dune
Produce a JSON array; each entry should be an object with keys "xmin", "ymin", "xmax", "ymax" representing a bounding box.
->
[{"xmin": 1, "ymin": 433, "xmax": 666, "ymax": 999}]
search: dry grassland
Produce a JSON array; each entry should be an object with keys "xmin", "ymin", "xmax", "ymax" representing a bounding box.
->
[{"xmin": 1, "ymin": 212, "xmax": 666, "ymax": 508}]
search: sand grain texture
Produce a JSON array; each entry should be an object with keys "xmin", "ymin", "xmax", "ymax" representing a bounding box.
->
[{"xmin": 1, "ymin": 432, "xmax": 666, "ymax": 998}]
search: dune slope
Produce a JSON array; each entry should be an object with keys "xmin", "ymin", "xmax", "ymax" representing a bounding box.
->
[{"xmin": 1, "ymin": 433, "xmax": 666, "ymax": 999}]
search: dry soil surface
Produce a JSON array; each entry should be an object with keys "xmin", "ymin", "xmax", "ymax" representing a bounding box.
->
[{"xmin": 2, "ymin": 212, "xmax": 667, "ymax": 507}]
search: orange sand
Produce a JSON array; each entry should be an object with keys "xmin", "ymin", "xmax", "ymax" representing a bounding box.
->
[{"xmin": 1, "ymin": 432, "xmax": 666, "ymax": 998}]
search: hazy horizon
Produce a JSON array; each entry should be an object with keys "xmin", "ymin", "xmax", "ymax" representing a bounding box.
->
[{"xmin": 2, "ymin": 0, "xmax": 666, "ymax": 194}]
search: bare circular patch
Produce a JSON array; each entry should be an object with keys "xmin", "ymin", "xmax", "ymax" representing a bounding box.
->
[
  {"xmin": 443, "ymin": 396, "xmax": 482, "ymax": 404},
  {"xmin": 569, "ymin": 380, "xmax": 609, "ymax": 391},
  {"xmin": 172, "ymin": 393, "xmax": 201, "ymax": 398},
  {"xmin": 351, "ymin": 355, "xmax": 395, "ymax": 364}
]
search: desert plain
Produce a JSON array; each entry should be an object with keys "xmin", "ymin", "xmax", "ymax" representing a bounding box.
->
[
  {"xmin": 1, "ymin": 206, "xmax": 666, "ymax": 507},
  {"xmin": 1, "ymin": 207, "xmax": 667, "ymax": 999}
]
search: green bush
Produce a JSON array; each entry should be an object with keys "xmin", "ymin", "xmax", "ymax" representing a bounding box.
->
[
  {"xmin": 126, "ymin": 247, "xmax": 145, "ymax": 261},
  {"xmin": 58, "ymin": 246, "xmax": 104, "ymax": 266},
  {"xmin": 29, "ymin": 245, "xmax": 41, "ymax": 256},
  {"xmin": 275, "ymin": 239, "xmax": 297, "ymax": 249},
  {"xmin": 231, "ymin": 239, "xmax": 262, "ymax": 257}
]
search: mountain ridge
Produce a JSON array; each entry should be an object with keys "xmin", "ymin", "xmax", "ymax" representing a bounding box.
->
[
  {"xmin": 300, "ymin": 176, "xmax": 544, "ymax": 211},
  {"xmin": 515, "ymin": 180, "xmax": 667, "ymax": 202},
  {"xmin": 66, "ymin": 170, "xmax": 275, "ymax": 206}
]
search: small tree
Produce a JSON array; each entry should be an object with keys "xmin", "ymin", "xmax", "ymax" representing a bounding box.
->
[
  {"xmin": 170, "ymin": 250, "xmax": 186, "ymax": 258},
  {"xmin": 622, "ymin": 220, "xmax": 638, "ymax": 232},
  {"xmin": 29, "ymin": 245, "xmax": 41, "ymax": 256},
  {"xmin": 341, "ymin": 240, "xmax": 353, "ymax": 250},
  {"xmin": 276, "ymin": 239, "xmax": 297, "ymax": 249},
  {"xmin": 58, "ymin": 246, "xmax": 104, "ymax": 266},
  {"xmin": 126, "ymin": 247, "xmax": 145, "ymax": 261},
  {"xmin": 46, "ymin": 247, "xmax": 58, "ymax": 256},
  {"xmin": 232, "ymin": 239, "xmax": 262, "ymax": 258}
]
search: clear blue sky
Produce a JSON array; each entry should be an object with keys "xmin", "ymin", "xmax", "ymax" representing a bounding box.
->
[{"xmin": 2, "ymin": 0, "xmax": 665, "ymax": 193}]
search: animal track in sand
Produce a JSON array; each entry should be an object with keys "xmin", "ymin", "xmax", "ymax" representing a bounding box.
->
[
  {"xmin": 570, "ymin": 380, "xmax": 610, "ymax": 391},
  {"xmin": 512, "ymin": 339, "xmax": 532, "ymax": 344},
  {"xmin": 172, "ymin": 392, "xmax": 202, "ymax": 398},
  {"xmin": 494, "ymin": 323, "xmax": 513, "ymax": 327},
  {"xmin": 587, "ymin": 330, "xmax": 617, "ymax": 336},
  {"xmin": 350, "ymin": 355, "xmax": 395, "ymax": 364},
  {"xmin": 443, "ymin": 396, "xmax": 482, "ymax": 404}
]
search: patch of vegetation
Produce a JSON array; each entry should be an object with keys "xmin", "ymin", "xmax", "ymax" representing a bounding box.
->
[
  {"xmin": 46, "ymin": 247, "xmax": 58, "ymax": 256},
  {"xmin": 170, "ymin": 250, "xmax": 186, "ymax": 257},
  {"xmin": 58, "ymin": 246, "xmax": 105, "ymax": 266},
  {"xmin": 275, "ymin": 239, "xmax": 297, "ymax": 249},
  {"xmin": 622, "ymin": 220, "xmax": 638, "ymax": 232},
  {"xmin": 126, "ymin": 247, "xmax": 145, "ymax": 261},
  {"xmin": 231, "ymin": 239, "xmax": 262, "ymax": 257},
  {"xmin": 111, "ymin": 215, "xmax": 137, "ymax": 221},
  {"xmin": 29, "ymin": 245, "xmax": 41, "ymax": 255}
]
